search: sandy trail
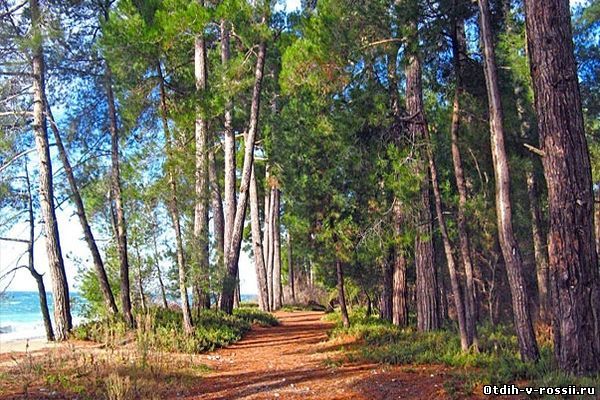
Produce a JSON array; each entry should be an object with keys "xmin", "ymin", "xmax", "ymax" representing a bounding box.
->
[{"xmin": 187, "ymin": 311, "xmax": 455, "ymax": 400}]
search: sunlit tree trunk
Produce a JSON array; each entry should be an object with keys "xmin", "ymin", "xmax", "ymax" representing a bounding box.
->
[
  {"xmin": 30, "ymin": 0, "xmax": 71, "ymax": 340},
  {"xmin": 249, "ymin": 164, "xmax": 270, "ymax": 310},
  {"xmin": 524, "ymin": 0, "xmax": 600, "ymax": 374},
  {"xmin": 273, "ymin": 189, "xmax": 282, "ymax": 309},
  {"xmin": 478, "ymin": 0, "xmax": 539, "ymax": 362},
  {"xmin": 336, "ymin": 260, "xmax": 350, "ymax": 328},
  {"xmin": 288, "ymin": 233, "xmax": 295, "ymax": 303}
]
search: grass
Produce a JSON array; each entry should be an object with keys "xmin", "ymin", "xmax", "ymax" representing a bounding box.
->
[{"xmin": 326, "ymin": 308, "xmax": 600, "ymax": 399}]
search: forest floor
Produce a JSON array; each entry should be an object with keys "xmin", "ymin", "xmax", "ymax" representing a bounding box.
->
[{"xmin": 0, "ymin": 311, "xmax": 504, "ymax": 399}]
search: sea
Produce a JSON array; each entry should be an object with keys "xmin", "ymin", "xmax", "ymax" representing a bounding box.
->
[{"xmin": 0, "ymin": 291, "xmax": 86, "ymax": 342}]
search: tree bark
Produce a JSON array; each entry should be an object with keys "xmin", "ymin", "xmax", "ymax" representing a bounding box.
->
[
  {"xmin": 478, "ymin": 0, "xmax": 539, "ymax": 362},
  {"xmin": 249, "ymin": 164, "xmax": 270, "ymax": 311},
  {"xmin": 208, "ymin": 135, "xmax": 225, "ymax": 273},
  {"xmin": 524, "ymin": 0, "xmax": 600, "ymax": 374},
  {"xmin": 405, "ymin": 32, "xmax": 440, "ymax": 332},
  {"xmin": 150, "ymin": 212, "xmax": 168, "ymax": 309},
  {"xmin": 45, "ymin": 96, "xmax": 118, "ymax": 316},
  {"xmin": 134, "ymin": 246, "xmax": 146, "ymax": 313},
  {"xmin": 336, "ymin": 260, "xmax": 350, "ymax": 328},
  {"xmin": 526, "ymin": 169, "xmax": 550, "ymax": 322},
  {"xmin": 380, "ymin": 256, "xmax": 393, "ymax": 322},
  {"xmin": 221, "ymin": 19, "xmax": 236, "ymax": 263},
  {"xmin": 220, "ymin": 40, "xmax": 267, "ymax": 314},
  {"xmin": 288, "ymin": 233, "xmax": 295, "ymax": 303},
  {"xmin": 450, "ymin": 16, "xmax": 479, "ymax": 345},
  {"xmin": 25, "ymin": 161, "xmax": 54, "ymax": 342},
  {"xmin": 158, "ymin": 62, "xmax": 193, "ymax": 333},
  {"xmin": 30, "ymin": 0, "xmax": 71, "ymax": 340},
  {"xmin": 194, "ymin": 28, "xmax": 211, "ymax": 311},
  {"xmin": 273, "ymin": 189, "xmax": 282, "ymax": 309}
]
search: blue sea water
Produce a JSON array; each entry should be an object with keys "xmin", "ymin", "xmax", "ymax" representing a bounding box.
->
[{"xmin": 0, "ymin": 291, "xmax": 85, "ymax": 341}]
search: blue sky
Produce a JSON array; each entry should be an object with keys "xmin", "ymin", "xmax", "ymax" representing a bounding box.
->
[{"xmin": 0, "ymin": 0, "xmax": 591, "ymax": 296}]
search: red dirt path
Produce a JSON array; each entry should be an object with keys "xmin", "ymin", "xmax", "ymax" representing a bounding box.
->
[{"xmin": 186, "ymin": 311, "xmax": 464, "ymax": 399}]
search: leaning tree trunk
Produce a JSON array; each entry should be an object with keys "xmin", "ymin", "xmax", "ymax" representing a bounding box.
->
[
  {"xmin": 526, "ymin": 169, "xmax": 550, "ymax": 322},
  {"xmin": 249, "ymin": 164, "xmax": 270, "ymax": 311},
  {"xmin": 45, "ymin": 96, "xmax": 118, "ymax": 316},
  {"xmin": 194, "ymin": 28, "xmax": 211, "ymax": 310},
  {"xmin": 450, "ymin": 15, "xmax": 479, "ymax": 345},
  {"xmin": 405, "ymin": 34, "xmax": 440, "ymax": 332},
  {"xmin": 524, "ymin": 0, "xmax": 600, "ymax": 375},
  {"xmin": 30, "ymin": 0, "xmax": 71, "ymax": 340},
  {"xmin": 272, "ymin": 189, "xmax": 283, "ymax": 309},
  {"xmin": 336, "ymin": 260, "xmax": 350, "ymax": 328},
  {"xmin": 24, "ymin": 161, "xmax": 54, "ymax": 341},
  {"xmin": 158, "ymin": 62, "xmax": 194, "ymax": 333},
  {"xmin": 478, "ymin": 0, "xmax": 539, "ymax": 362},
  {"xmin": 220, "ymin": 40, "xmax": 267, "ymax": 314}
]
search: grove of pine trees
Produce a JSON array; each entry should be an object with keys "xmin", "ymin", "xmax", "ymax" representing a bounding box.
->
[{"xmin": 1, "ymin": 0, "xmax": 599, "ymax": 378}]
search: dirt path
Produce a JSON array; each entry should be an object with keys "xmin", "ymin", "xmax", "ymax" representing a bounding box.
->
[{"xmin": 187, "ymin": 311, "xmax": 458, "ymax": 400}]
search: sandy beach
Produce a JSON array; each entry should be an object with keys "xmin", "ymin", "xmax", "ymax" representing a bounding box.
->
[{"xmin": 0, "ymin": 338, "xmax": 58, "ymax": 354}]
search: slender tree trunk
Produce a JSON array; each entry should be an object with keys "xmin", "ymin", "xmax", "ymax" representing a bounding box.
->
[
  {"xmin": 194, "ymin": 27, "xmax": 211, "ymax": 311},
  {"xmin": 596, "ymin": 191, "xmax": 600, "ymax": 259},
  {"xmin": 208, "ymin": 136, "xmax": 225, "ymax": 272},
  {"xmin": 45, "ymin": 96, "xmax": 118, "ymax": 316},
  {"xmin": 405, "ymin": 32, "xmax": 440, "ymax": 332},
  {"xmin": 150, "ymin": 217, "xmax": 168, "ymax": 309},
  {"xmin": 25, "ymin": 161, "xmax": 54, "ymax": 342},
  {"xmin": 220, "ymin": 40, "xmax": 267, "ymax": 314},
  {"xmin": 380, "ymin": 256, "xmax": 393, "ymax": 322},
  {"xmin": 158, "ymin": 62, "xmax": 194, "ymax": 333},
  {"xmin": 134, "ymin": 246, "xmax": 146, "ymax": 313},
  {"xmin": 30, "ymin": 0, "xmax": 71, "ymax": 340},
  {"xmin": 426, "ymin": 120, "xmax": 471, "ymax": 350},
  {"xmin": 524, "ymin": 0, "xmax": 600, "ymax": 374},
  {"xmin": 263, "ymin": 171, "xmax": 273, "ymax": 307},
  {"xmin": 478, "ymin": 0, "xmax": 539, "ymax": 362},
  {"xmin": 267, "ymin": 188, "xmax": 276, "ymax": 309},
  {"xmin": 526, "ymin": 169, "xmax": 550, "ymax": 322},
  {"xmin": 273, "ymin": 189, "xmax": 282, "ymax": 309},
  {"xmin": 336, "ymin": 260, "xmax": 350, "ymax": 328},
  {"xmin": 221, "ymin": 19, "xmax": 236, "ymax": 263},
  {"xmin": 249, "ymin": 164, "xmax": 270, "ymax": 311},
  {"xmin": 392, "ymin": 237, "xmax": 409, "ymax": 326},
  {"xmin": 450, "ymin": 16, "xmax": 479, "ymax": 345},
  {"xmin": 288, "ymin": 233, "xmax": 295, "ymax": 303}
]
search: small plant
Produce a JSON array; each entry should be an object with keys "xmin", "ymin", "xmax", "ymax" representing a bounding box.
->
[{"xmin": 105, "ymin": 372, "xmax": 131, "ymax": 400}]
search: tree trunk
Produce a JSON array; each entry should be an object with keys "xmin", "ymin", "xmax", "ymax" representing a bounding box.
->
[
  {"xmin": 596, "ymin": 191, "xmax": 600, "ymax": 259},
  {"xmin": 380, "ymin": 256, "xmax": 393, "ymax": 322},
  {"xmin": 150, "ymin": 214, "xmax": 168, "ymax": 309},
  {"xmin": 220, "ymin": 40, "xmax": 267, "ymax": 314},
  {"xmin": 249, "ymin": 164, "xmax": 270, "ymax": 311},
  {"xmin": 392, "ymin": 242, "xmax": 409, "ymax": 326},
  {"xmin": 221, "ymin": 19, "xmax": 236, "ymax": 262},
  {"xmin": 526, "ymin": 169, "xmax": 550, "ymax": 322},
  {"xmin": 288, "ymin": 233, "xmax": 295, "ymax": 303},
  {"xmin": 263, "ymin": 171, "xmax": 273, "ymax": 308},
  {"xmin": 45, "ymin": 96, "xmax": 118, "ymax": 316},
  {"xmin": 134, "ymin": 246, "xmax": 146, "ymax": 313},
  {"xmin": 336, "ymin": 260, "xmax": 350, "ymax": 328},
  {"xmin": 193, "ymin": 30, "xmax": 211, "ymax": 311},
  {"xmin": 524, "ymin": 0, "xmax": 600, "ymax": 374},
  {"xmin": 405, "ymin": 33, "xmax": 440, "ymax": 332},
  {"xmin": 25, "ymin": 161, "xmax": 54, "ymax": 342},
  {"xmin": 30, "ymin": 0, "xmax": 71, "ymax": 340},
  {"xmin": 272, "ymin": 189, "xmax": 282, "ymax": 309},
  {"xmin": 478, "ymin": 0, "xmax": 539, "ymax": 362},
  {"xmin": 450, "ymin": 16, "xmax": 479, "ymax": 345},
  {"xmin": 208, "ymin": 135, "xmax": 225, "ymax": 272},
  {"xmin": 158, "ymin": 62, "xmax": 193, "ymax": 333}
]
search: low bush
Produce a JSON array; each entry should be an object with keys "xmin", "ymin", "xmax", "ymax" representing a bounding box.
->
[{"xmin": 72, "ymin": 306, "xmax": 278, "ymax": 354}]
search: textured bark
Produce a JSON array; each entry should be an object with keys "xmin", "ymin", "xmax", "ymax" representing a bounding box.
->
[
  {"xmin": 526, "ymin": 169, "xmax": 550, "ymax": 322},
  {"xmin": 30, "ymin": 0, "xmax": 71, "ymax": 340},
  {"xmin": 336, "ymin": 260, "xmax": 350, "ymax": 328},
  {"xmin": 46, "ymin": 96, "xmax": 118, "ymax": 316},
  {"xmin": 220, "ymin": 40, "xmax": 267, "ymax": 314},
  {"xmin": 288, "ymin": 233, "xmax": 295, "ymax": 303},
  {"xmin": 194, "ymin": 29, "xmax": 211, "ymax": 311},
  {"xmin": 150, "ymin": 215, "xmax": 168, "ymax": 309},
  {"xmin": 158, "ymin": 63, "xmax": 193, "ymax": 333},
  {"xmin": 221, "ymin": 19, "xmax": 236, "ymax": 261},
  {"xmin": 405, "ymin": 35, "xmax": 440, "ymax": 332},
  {"xmin": 249, "ymin": 164, "xmax": 270, "ymax": 311},
  {"xmin": 450, "ymin": 17, "xmax": 478, "ymax": 345},
  {"xmin": 596, "ymin": 192, "xmax": 600, "ymax": 259},
  {"xmin": 25, "ymin": 162, "xmax": 54, "ymax": 341},
  {"xmin": 392, "ymin": 201, "xmax": 409, "ymax": 327},
  {"xmin": 208, "ymin": 136, "xmax": 225, "ymax": 271},
  {"xmin": 266, "ymin": 188, "xmax": 276, "ymax": 309},
  {"xmin": 273, "ymin": 189, "xmax": 282, "ymax": 309},
  {"xmin": 524, "ymin": 0, "xmax": 600, "ymax": 374},
  {"xmin": 380, "ymin": 256, "xmax": 393, "ymax": 322},
  {"xmin": 478, "ymin": 0, "xmax": 539, "ymax": 362}
]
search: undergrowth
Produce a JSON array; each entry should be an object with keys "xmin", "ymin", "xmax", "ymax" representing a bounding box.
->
[{"xmin": 327, "ymin": 308, "xmax": 600, "ymax": 399}]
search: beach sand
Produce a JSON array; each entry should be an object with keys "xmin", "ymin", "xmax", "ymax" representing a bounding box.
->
[{"xmin": 0, "ymin": 338, "xmax": 58, "ymax": 354}]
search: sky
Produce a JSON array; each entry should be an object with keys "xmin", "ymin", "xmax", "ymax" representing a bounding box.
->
[{"xmin": 0, "ymin": 0, "xmax": 589, "ymax": 295}]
